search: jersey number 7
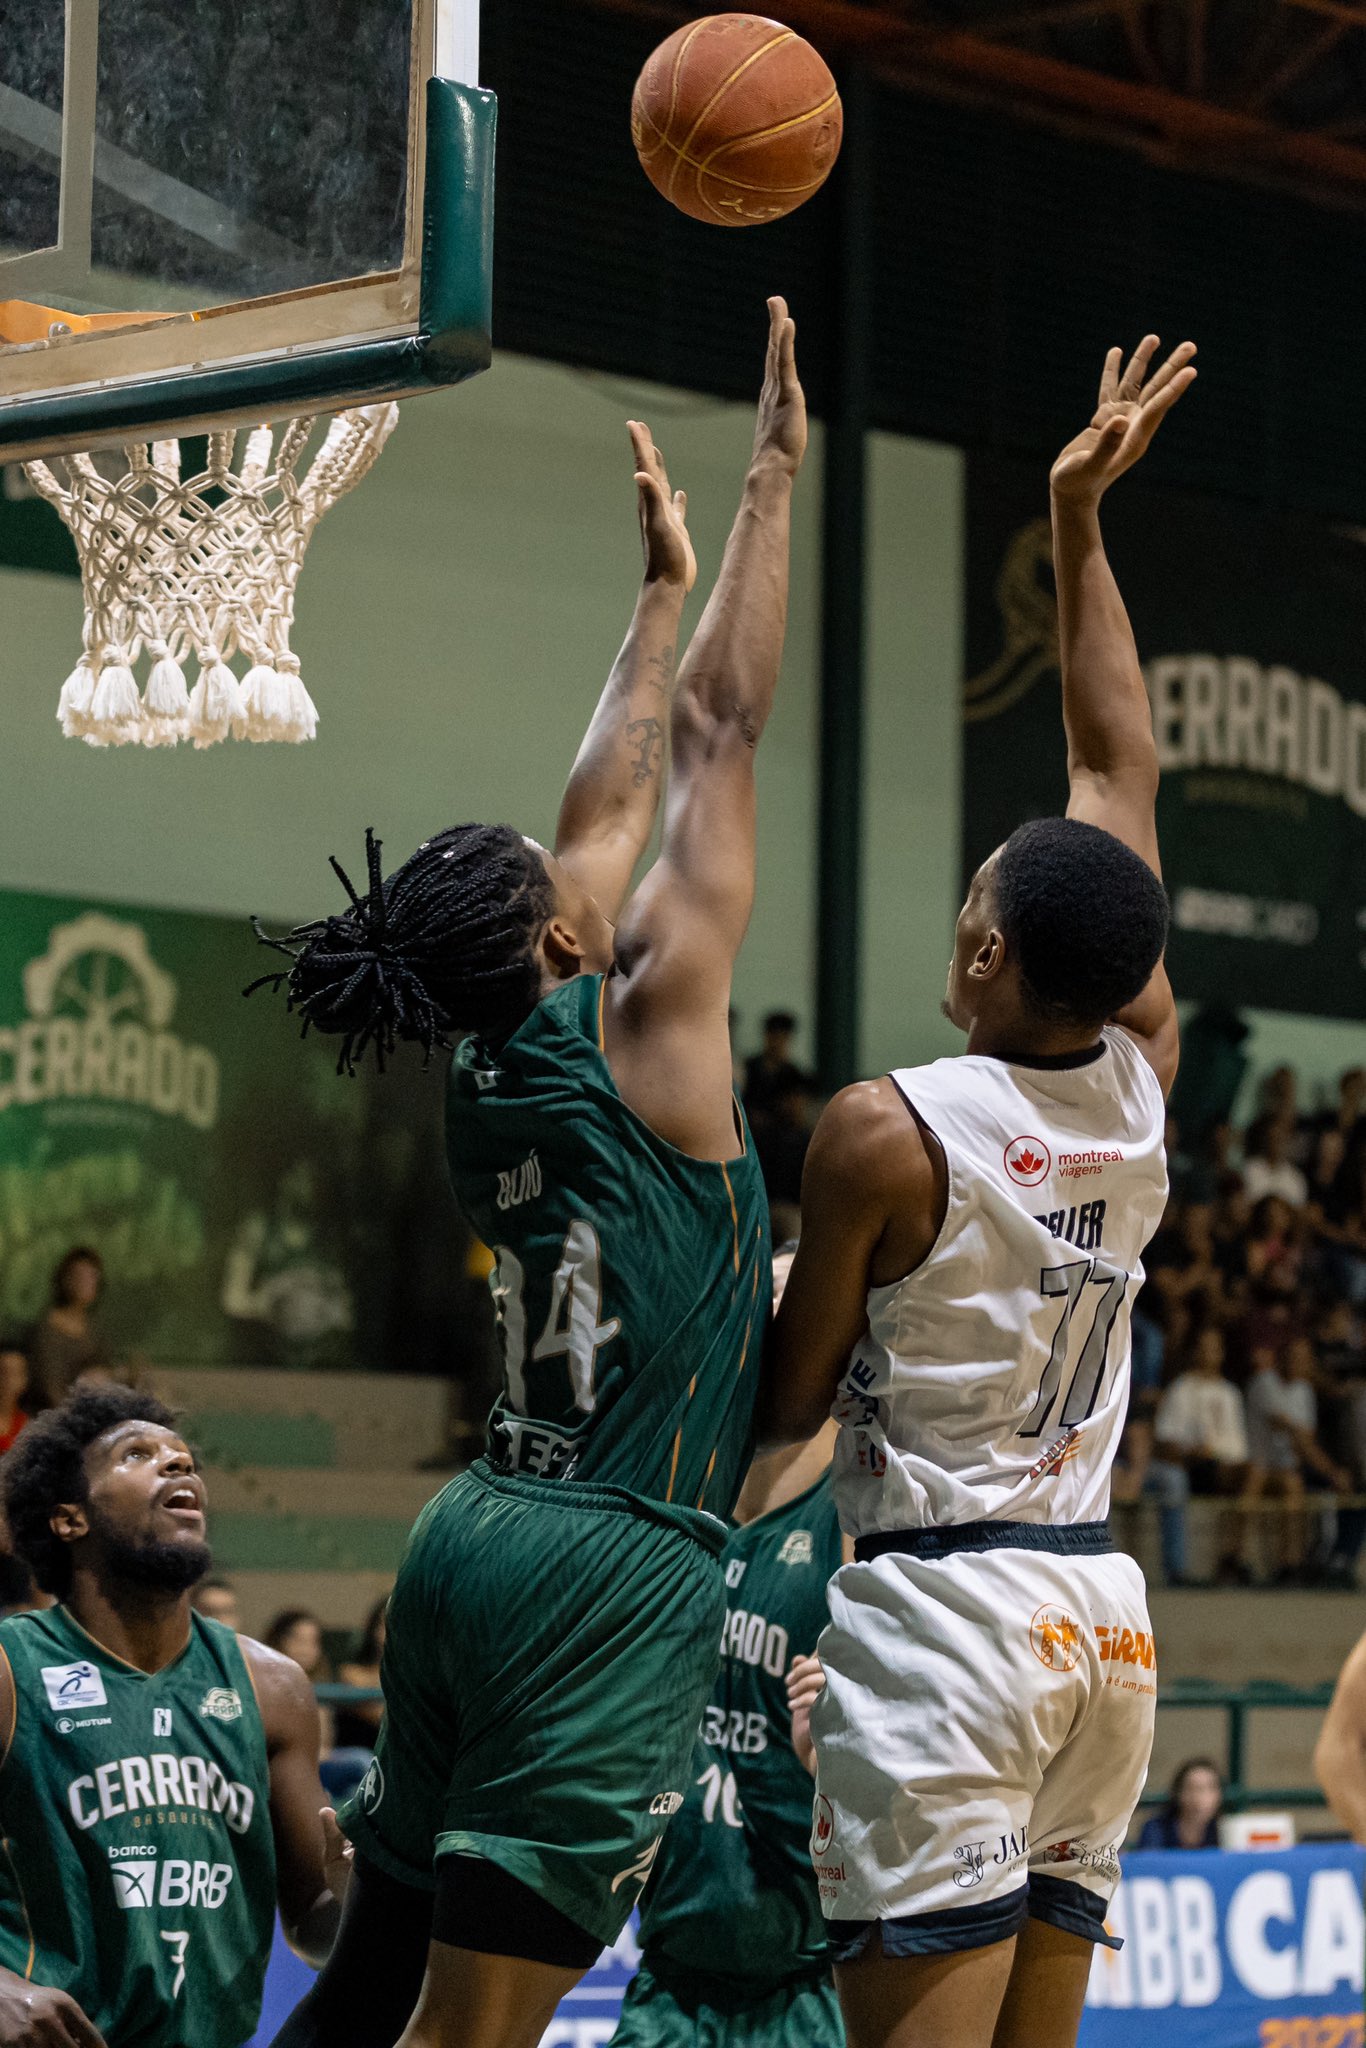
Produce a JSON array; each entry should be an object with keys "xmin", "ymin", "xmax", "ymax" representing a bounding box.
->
[{"xmin": 1018, "ymin": 1259, "xmax": 1128, "ymax": 1440}]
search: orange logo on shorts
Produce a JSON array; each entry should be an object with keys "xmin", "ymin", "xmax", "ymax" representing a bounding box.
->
[
  {"xmin": 1096, "ymin": 1622, "xmax": 1156, "ymax": 1671},
  {"xmin": 1030, "ymin": 1606, "xmax": 1083, "ymax": 1671}
]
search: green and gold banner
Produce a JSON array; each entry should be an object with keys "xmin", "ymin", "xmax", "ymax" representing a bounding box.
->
[
  {"xmin": 0, "ymin": 887, "xmax": 462, "ymax": 1367},
  {"xmin": 964, "ymin": 457, "xmax": 1366, "ymax": 1020}
]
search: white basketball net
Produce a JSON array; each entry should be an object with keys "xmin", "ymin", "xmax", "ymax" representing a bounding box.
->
[{"xmin": 23, "ymin": 401, "xmax": 399, "ymax": 748}]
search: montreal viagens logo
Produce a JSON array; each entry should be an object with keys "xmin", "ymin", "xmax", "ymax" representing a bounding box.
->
[{"xmin": 0, "ymin": 912, "xmax": 219, "ymax": 1129}]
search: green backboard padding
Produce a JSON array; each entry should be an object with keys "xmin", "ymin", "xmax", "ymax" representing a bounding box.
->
[
  {"xmin": 209, "ymin": 1512, "xmax": 412, "ymax": 1573},
  {"xmin": 0, "ymin": 81, "xmax": 497, "ymax": 462},
  {"xmin": 188, "ymin": 1411, "xmax": 336, "ymax": 1470}
]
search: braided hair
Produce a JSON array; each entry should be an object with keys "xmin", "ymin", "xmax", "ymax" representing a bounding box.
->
[{"xmin": 247, "ymin": 825, "xmax": 556, "ymax": 1073}]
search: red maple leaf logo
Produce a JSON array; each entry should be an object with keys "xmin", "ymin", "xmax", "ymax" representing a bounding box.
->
[{"xmin": 1004, "ymin": 1136, "xmax": 1052, "ymax": 1185}]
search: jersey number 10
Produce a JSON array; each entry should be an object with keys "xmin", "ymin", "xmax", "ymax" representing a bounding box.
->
[
  {"xmin": 1018, "ymin": 1258, "xmax": 1128, "ymax": 1440},
  {"xmin": 492, "ymin": 1220, "xmax": 621, "ymax": 1416}
]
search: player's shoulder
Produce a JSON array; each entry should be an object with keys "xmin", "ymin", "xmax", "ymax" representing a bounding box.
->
[
  {"xmin": 1101, "ymin": 1023, "xmax": 1172, "ymax": 1122},
  {"xmin": 236, "ymin": 1632, "xmax": 317, "ymax": 1737},
  {"xmin": 808, "ymin": 1078, "xmax": 936, "ymax": 1200}
]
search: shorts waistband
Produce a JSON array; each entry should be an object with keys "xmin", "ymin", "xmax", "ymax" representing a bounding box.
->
[
  {"xmin": 853, "ymin": 1519, "xmax": 1113, "ymax": 1563},
  {"xmin": 467, "ymin": 1456, "xmax": 728, "ymax": 1558}
]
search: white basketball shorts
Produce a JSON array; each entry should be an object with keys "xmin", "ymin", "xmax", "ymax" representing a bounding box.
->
[{"xmin": 809, "ymin": 1537, "xmax": 1155, "ymax": 1960}]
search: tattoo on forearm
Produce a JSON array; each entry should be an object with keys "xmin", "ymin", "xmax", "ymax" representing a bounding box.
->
[
  {"xmin": 648, "ymin": 647, "xmax": 676, "ymax": 695},
  {"xmin": 626, "ymin": 716, "xmax": 665, "ymax": 787}
]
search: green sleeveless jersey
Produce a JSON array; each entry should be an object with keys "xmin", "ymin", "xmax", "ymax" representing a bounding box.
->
[
  {"xmin": 447, "ymin": 974, "xmax": 770, "ymax": 1519},
  {"xmin": 638, "ymin": 1472, "xmax": 844, "ymax": 1992},
  {"xmin": 0, "ymin": 1607, "xmax": 276, "ymax": 2048}
]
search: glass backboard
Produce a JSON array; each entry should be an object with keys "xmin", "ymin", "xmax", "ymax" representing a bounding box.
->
[{"xmin": 0, "ymin": 0, "xmax": 492, "ymax": 461}]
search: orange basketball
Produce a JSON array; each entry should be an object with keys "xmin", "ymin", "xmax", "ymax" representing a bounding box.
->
[{"xmin": 631, "ymin": 15, "xmax": 843, "ymax": 227}]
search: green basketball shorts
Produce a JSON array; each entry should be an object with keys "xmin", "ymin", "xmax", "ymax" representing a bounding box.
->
[
  {"xmin": 611, "ymin": 1959, "xmax": 845, "ymax": 2048},
  {"xmin": 338, "ymin": 1459, "xmax": 727, "ymax": 1947}
]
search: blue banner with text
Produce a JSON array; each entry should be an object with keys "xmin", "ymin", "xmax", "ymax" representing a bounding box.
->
[{"xmin": 252, "ymin": 1845, "xmax": 1364, "ymax": 2048}]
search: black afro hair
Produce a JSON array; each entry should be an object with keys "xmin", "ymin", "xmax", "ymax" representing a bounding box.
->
[
  {"xmin": 249, "ymin": 824, "xmax": 557, "ymax": 1071},
  {"xmin": 2, "ymin": 1385, "xmax": 182, "ymax": 1598},
  {"xmin": 993, "ymin": 817, "xmax": 1170, "ymax": 1030}
]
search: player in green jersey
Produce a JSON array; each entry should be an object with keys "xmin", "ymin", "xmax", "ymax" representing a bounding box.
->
[
  {"xmin": 612, "ymin": 1243, "xmax": 847, "ymax": 2048},
  {"xmin": 256, "ymin": 299, "xmax": 808, "ymax": 2048},
  {"xmin": 0, "ymin": 1385, "xmax": 349, "ymax": 2048}
]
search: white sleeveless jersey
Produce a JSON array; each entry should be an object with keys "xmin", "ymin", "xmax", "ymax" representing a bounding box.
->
[{"xmin": 832, "ymin": 1027, "xmax": 1168, "ymax": 1538}]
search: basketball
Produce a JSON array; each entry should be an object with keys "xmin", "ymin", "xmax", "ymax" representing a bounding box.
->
[{"xmin": 631, "ymin": 14, "xmax": 843, "ymax": 227}]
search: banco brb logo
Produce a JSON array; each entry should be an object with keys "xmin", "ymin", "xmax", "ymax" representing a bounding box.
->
[{"xmin": 0, "ymin": 913, "xmax": 219, "ymax": 1129}]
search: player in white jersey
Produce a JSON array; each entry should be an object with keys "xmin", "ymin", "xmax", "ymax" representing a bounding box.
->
[{"xmin": 766, "ymin": 334, "xmax": 1198, "ymax": 2048}]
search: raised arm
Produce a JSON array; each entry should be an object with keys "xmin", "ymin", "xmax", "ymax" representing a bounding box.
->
[
  {"xmin": 1316, "ymin": 1630, "xmax": 1366, "ymax": 1842},
  {"xmin": 553, "ymin": 426, "xmax": 696, "ymax": 923},
  {"xmin": 1051, "ymin": 335, "xmax": 1197, "ymax": 1098},
  {"xmin": 605, "ymin": 298, "xmax": 807, "ymax": 1160}
]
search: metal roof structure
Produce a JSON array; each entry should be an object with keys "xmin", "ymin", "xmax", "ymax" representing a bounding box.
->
[{"xmin": 598, "ymin": 0, "xmax": 1366, "ymax": 207}]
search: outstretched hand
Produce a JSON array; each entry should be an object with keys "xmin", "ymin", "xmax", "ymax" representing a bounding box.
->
[
  {"xmin": 751, "ymin": 296, "xmax": 807, "ymax": 478},
  {"xmin": 630, "ymin": 422, "xmax": 696, "ymax": 593},
  {"xmin": 1051, "ymin": 336, "xmax": 1197, "ymax": 504}
]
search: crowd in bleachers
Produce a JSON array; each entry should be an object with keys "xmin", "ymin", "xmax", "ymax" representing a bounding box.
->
[{"xmin": 1116, "ymin": 1064, "xmax": 1366, "ymax": 1586}]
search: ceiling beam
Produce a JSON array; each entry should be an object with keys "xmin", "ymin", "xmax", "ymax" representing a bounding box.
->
[
  {"xmin": 951, "ymin": 0, "xmax": 1130, "ymax": 32},
  {"xmin": 1186, "ymin": 0, "xmax": 1208, "ymax": 96},
  {"xmin": 1241, "ymin": 17, "xmax": 1347, "ymax": 113},
  {"xmin": 1120, "ymin": 1, "xmax": 1168, "ymax": 89},
  {"xmin": 1276, "ymin": 0, "xmax": 1366, "ymax": 23},
  {"xmin": 591, "ymin": 0, "xmax": 1366, "ymax": 202}
]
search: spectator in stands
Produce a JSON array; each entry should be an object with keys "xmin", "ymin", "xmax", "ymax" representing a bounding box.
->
[
  {"xmin": 1210, "ymin": 1173, "xmax": 1253, "ymax": 1289},
  {"xmin": 1151, "ymin": 1326, "xmax": 1249, "ymax": 1584},
  {"xmin": 0, "ymin": 1343, "xmax": 30, "ymax": 1456},
  {"xmin": 1147, "ymin": 1202, "xmax": 1232, "ymax": 1332},
  {"xmin": 1242, "ymin": 1115, "xmax": 1309, "ymax": 1210},
  {"xmin": 265, "ymin": 1607, "xmax": 331, "ymax": 1681},
  {"xmin": 1244, "ymin": 1340, "xmax": 1350, "ymax": 1582},
  {"xmin": 1113, "ymin": 1311, "xmax": 1191, "ymax": 1585},
  {"xmin": 27, "ymin": 1247, "xmax": 110, "ymax": 1407},
  {"xmin": 1138, "ymin": 1758, "xmax": 1224, "ymax": 1850},
  {"xmin": 1312, "ymin": 1067, "xmax": 1366, "ymax": 1150},
  {"xmin": 1307, "ymin": 1127, "xmax": 1349, "ymax": 1223},
  {"xmin": 1243, "ymin": 1194, "xmax": 1304, "ymax": 1302},
  {"xmin": 192, "ymin": 1576, "xmax": 241, "ymax": 1631},
  {"xmin": 334, "ymin": 1596, "xmax": 388, "ymax": 1752},
  {"xmin": 742, "ymin": 1012, "xmax": 806, "ymax": 1129},
  {"xmin": 268, "ymin": 1605, "xmax": 334, "ymax": 1751},
  {"xmin": 754, "ymin": 1077, "xmax": 814, "ymax": 1209},
  {"xmin": 1317, "ymin": 1143, "xmax": 1366, "ymax": 1309}
]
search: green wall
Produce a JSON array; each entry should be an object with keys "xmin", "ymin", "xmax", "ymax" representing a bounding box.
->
[
  {"xmin": 0, "ymin": 351, "xmax": 964, "ymax": 1078},
  {"xmin": 0, "ymin": 352, "xmax": 1353, "ymax": 1096}
]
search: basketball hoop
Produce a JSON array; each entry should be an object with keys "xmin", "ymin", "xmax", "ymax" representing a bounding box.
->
[{"xmin": 23, "ymin": 402, "xmax": 399, "ymax": 748}]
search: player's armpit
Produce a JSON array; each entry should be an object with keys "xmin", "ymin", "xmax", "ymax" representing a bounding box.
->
[
  {"xmin": 761, "ymin": 1079, "xmax": 941, "ymax": 1445},
  {"xmin": 1316, "ymin": 1629, "xmax": 1366, "ymax": 1844},
  {"xmin": 240, "ymin": 1637, "xmax": 342, "ymax": 1966}
]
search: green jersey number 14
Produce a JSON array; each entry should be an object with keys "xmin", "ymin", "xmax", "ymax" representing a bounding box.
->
[{"xmin": 493, "ymin": 1219, "xmax": 621, "ymax": 1417}]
